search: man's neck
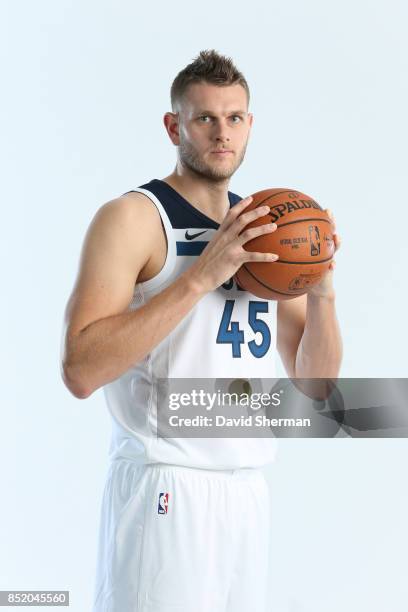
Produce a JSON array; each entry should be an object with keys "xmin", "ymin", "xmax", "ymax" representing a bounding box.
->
[{"xmin": 161, "ymin": 167, "xmax": 231, "ymax": 225}]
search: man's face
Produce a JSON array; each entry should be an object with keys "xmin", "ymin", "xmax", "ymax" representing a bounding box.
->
[{"xmin": 174, "ymin": 82, "xmax": 253, "ymax": 181}]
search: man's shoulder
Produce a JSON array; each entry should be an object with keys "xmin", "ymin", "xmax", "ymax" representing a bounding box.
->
[
  {"xmin": 95, "ymin": 189, "xmax": 163, "ymax": 233},
  {"xmin": 117, "ymin": 186, "xmax": 159, "ymax": 210}
]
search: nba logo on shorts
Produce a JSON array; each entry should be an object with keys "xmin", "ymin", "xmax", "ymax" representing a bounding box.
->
[{"xmin": 158, "ymin": 492, "xmax": 169, "ymax": 514}]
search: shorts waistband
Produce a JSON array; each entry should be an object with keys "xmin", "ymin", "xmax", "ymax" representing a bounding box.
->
[
  {"xmin": 110, "ymin": 459, "xmax": 262, "ymax": 481},
  {"xmin": 143, "ymin": 462, "xmax": 261, "ymax": 481}
]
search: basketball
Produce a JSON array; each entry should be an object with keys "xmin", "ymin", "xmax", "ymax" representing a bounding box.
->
[{"xmin": 234, "ymin": 188, "xmax": 335, "ymax": 300}]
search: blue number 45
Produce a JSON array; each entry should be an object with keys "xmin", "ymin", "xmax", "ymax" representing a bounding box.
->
[{"xmin": 216, "ymin": 299, "xmax": 271, "ymax": 358}]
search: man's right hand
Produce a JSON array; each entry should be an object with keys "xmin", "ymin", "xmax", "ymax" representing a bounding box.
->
[{"xmin": 186, "ymin": 196, "xmax": 279, "ymax": 294}]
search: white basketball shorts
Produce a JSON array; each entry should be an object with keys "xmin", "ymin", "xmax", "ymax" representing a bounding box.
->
[{"xmin": 92, "ymin": 459, "xmax": 271, "ymax": 612}]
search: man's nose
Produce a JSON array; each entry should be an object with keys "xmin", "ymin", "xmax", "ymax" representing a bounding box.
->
[{"xmin": 214, "ymin": 119, "xmax": 230, "ymax": 142}]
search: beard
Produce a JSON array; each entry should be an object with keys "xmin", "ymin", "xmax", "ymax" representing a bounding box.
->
[{"xmin": 178, "ymin": 137, "xmax": 248, "ymax": 182}]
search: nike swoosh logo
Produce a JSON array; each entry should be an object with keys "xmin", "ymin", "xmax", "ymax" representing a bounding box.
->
[{"xmin": 185, "ymin": 230, "xmax": 208, "ymax": 241}]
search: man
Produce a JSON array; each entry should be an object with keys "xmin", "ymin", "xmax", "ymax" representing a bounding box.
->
[{"xmin": 61, "ymin": 50, "xmax": 342, "ymax": 612}]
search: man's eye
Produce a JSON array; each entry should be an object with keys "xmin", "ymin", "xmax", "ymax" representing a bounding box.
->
[
  {"xmin": 231, "ymin": 115, "xmax": 242, "ymax": 123},
  {"xmin": 198, "ymin": 116, "xmax": 211, "ymax": 122}
]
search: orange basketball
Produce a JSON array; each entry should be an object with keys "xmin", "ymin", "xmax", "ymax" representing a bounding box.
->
[{"xmin": 234, "ymin": 188, "xmax": 335, "ymax": 300}]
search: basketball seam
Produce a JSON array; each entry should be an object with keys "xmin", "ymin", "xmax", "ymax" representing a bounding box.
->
[
  {"xmin": 254, "ymin": 190, "xmax": 296, "ymax": 206},
  {"xmin": 270, "ymin": 256, "xmax": 333, "ymax": 264},
  {"xmin": 240, "ymin": 264, "xmax": 303, "ymax": 296},
  {"xmin": 271, "ymin": 217, "xmax": 332, "ymax": 228}
]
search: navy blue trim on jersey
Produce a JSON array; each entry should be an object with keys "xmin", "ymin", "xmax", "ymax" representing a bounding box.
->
[
  {"xmin": 176, "ymin": 241, "xmax": 208, "ymax": 256},
  {"xmin": 122, "ymin": 179, "xmax": 242, "ymax": 229}
]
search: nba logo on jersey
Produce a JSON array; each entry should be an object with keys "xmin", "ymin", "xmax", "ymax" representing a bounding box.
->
[{"xmin": 158, "ymin": 492, "xmax": 169, "ymax": 514}]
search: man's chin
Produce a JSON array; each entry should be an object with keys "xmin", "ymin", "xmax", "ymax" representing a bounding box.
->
[
  {"xmin": 185, "ymin": 164, "xmax": 235, "ymax": 182},
  {"xmin": 202, "ymin": 161, "xmax": 240, "ymax": 181},
  {"xmin": 180, "ymin": 153, "xmax": 242, "ymax": 181}
]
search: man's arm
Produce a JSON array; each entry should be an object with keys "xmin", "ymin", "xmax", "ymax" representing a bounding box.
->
[
  {"xmin": 61, "ymin": 194, "xmax": 206, "ymax": 399},
  {"xmin": 61, "ymin": 194, "xmax": 275, "ymax": 399},
  {"xmin": 277, "ymin": 293, "xmax": 343, "ymax": 379},
  {"xmin": 277, "ymin": 207, "xmax": 343, "ymax": 380}
]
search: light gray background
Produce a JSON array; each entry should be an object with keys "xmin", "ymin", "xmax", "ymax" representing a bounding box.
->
[{"xmin": 1, "ymin": 0, "xmax": 407, "ymax": 610}]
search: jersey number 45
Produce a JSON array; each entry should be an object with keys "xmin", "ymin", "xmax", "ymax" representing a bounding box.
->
[{"xmin": 216, "ymin": 300, "xmax": 271, "ymax": 358}]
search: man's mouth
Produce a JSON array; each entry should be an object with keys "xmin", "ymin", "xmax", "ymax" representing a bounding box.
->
[{"xmin": 211, "ymin": 149, "xmax": 233, "ymax": 155}]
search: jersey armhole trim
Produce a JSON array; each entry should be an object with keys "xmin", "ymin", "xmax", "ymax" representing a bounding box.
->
[{"xmin": 130, "ymin": 187, "xmax": 177, "ymax": 292}]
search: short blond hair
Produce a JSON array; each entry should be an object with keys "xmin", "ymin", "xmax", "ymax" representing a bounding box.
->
[{"xmin": 170, "ymin": 49, "xmax": 250, "ymax": 110}]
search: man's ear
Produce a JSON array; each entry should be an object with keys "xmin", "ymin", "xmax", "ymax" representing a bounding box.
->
[
  {"xmin": 248, "ymin": 112, "xmax": 254, "ymax": 128},
  {"xmin": 163, "ymin": 112, "xmax": 180, "ymax": 145}
]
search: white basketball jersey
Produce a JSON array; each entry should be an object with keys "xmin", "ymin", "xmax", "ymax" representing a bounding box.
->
[{"xmin": 103, "ymin": 179, "xmax": 279, "ymax": 469}]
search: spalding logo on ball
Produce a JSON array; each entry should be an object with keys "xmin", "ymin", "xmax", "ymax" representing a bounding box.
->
[{"xmin": 234, "ymin": 188, "xmax": 335, "ymax": 300}]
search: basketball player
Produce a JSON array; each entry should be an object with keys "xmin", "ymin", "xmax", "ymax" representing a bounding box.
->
[{"xmin": 61, "ymin": 50, "xmax": 342, "ymax": 612}]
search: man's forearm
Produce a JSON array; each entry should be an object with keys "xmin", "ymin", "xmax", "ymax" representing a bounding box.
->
[
  {"xmin": 62, "ymin": 271, "xmax": 206, "ymax": 398},
  {"xmin": 295, "ymin": 293, "xmax": 343, "ymax": 378}
]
